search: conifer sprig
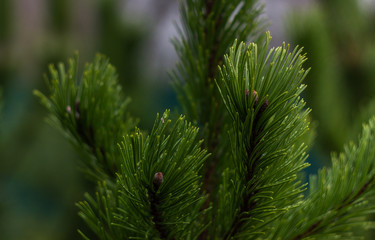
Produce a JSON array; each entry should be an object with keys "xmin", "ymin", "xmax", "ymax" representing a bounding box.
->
[
  {"xmin": 33, "ymin": 1, "xmax": 375, "ymax": 239},
  {"xmin": 270, "ymin": 117, "xmax": 375, "ymax": 240},
  {"xmin": 77, "ymin": 110, "xmax": 210, "ymax": 239},
  {"xmin": 215, "ymin": 33, "xmax": 311, "ymax": 239},
  {"xmin": 172, "ymin": 0, "xmax": 265, "ymax": 198},
  {"xmin": 76, "ymin": 182, "xmax": 120, "ymax": 240},
  {"xmin": 34, "ymin": 54, "xmax": 136, "ymax": 181}
]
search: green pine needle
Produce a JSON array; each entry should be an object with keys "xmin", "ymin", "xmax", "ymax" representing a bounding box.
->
[
  {"xmin": 34, "ymin": 1, "xmax": 375, "ymax": 239},
  {"xmin": 34, "ymin": 53, "xmax": 136, "ymax": 182},
  {"xmin": 271, "ymin": 117, "xmax": 375, "ymax": 240},
  {"xmin": 215, "ymin": 32, "xmax": 311, "ymax": 239},
  {"xmin": 77, "ymin": 110, "xmax": 210, "ymax": 239}
]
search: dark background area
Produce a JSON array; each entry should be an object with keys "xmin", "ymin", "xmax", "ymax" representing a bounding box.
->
[{"xmin": 0, "ymin": 0, "xmax": 374, "ymax": 239}]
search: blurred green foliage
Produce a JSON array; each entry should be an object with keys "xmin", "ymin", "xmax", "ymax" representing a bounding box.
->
[
  {"xmin": 0, "ymin": 0, "xmax": 11, "ymax": 42},
  {"xmin": 0, "ymin": 0, "xmax": 170, "ymax": 239},
  {"xmin": 288, "ymin": 0, "xmax": 375, "ymax": 160},
  {"xmin": 288, "ymin": 2, "xmax": 375, "ymax": 237},
  {"xmin": 1, "ymin": 0, "xmax": 375, "ymax": 239}
]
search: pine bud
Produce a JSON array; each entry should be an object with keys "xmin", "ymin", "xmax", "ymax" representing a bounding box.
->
[
  {"xmin": 66, "ymin": 105, "xmax": 72, "ymax": 114},
  {"xmin": 252, "ymin": 90, "xmax": 259, "ymax": 106},
  {"xmin": 75, "ymin": 101, "xmax": 80, "ymax": 112},
  {"xmin": 161, "ymin": 117, "xmax": 165, "ymax": 124},
  {"xmin": 75, "ymin": 101, "xmax": 81, "ymax": 120},
  {"xmin": 246, "ymin": 89, "xmax": 259, "ymax": 107},
  {"xmin": 153, "ymin": 172, "xmax": 164, "ymax": 190}
]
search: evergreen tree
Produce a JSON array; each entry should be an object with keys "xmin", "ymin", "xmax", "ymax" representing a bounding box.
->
[{"xmin": 35, "ymin": 0, "xmax": 375, "ymax": 239}]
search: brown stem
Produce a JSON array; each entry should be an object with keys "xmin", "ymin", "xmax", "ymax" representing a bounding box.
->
[
  {"xmin": 201, "ymin": 0, "xmax": 226, "ymax": 193},
  {"xmin": 292, "ymin": 221, "xmax": 322, "ymax": 240},
  {"xmin": 222, "ymin": 98, "xmax": 268, "ymax": 239},
  {"xmin": 200, "ymin": 0, "xmax": 225, "ymax": 198},
  {"xmin": 198, "ymin": 1, "xmax": 226, "ymax": 239},
  {"xmin": 337, "ymin": 175, "xmax": 375, "ymax": 211},
  {"xmin": 292, "ymin": 175, "xmax": 375, "ymax": 240},
  {"xmin": 223, "ymin": 127, "xmax": 263, "ymax": 238},
  {"xmin": 148, "ymin": 187, "xmax": 175, "ymax": 240},
  {"xmin": 202, "ymin": 117, "xmax": 222, "ymax": 197}
]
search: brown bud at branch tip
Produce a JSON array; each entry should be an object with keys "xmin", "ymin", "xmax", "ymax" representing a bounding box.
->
[
  {"xmin": 75, "ymin": 101, "xmax": 81, "ymax": 120},
  {"xmin": 247, "ymin": 89, "xmax": 259, "ymax": 108},
  {"xmin": 153, "ymin": 172, "xmax": 164, "ymax": 190},
  {"xmin": 252, "ymin": 90, "xmax": 259, "ymax": 106},
  {"xmin": 66, "ymin": 105, "xmax": 72, "ymax": 114},
  {"xmin": 75, "ymin": 101, "xmax": 80, "ymax": 110}
]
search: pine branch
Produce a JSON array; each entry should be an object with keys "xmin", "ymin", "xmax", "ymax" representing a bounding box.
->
[
  {"xmin": 77, "ymin": 111, "xmax": 210, "ymax": 239},
  {"xmin": 76, "ymin": 182, "xmax": 120, "ymax": 240},
  {"xmin": 271, "ymin": 117, "xmax": 375, "ymax": 240},
  {"xmin": 215, "ymin": 33, "xmax": 311, "ymax": 239},
  {"xmin": 34, "ymin": 53, "xmax": 136, "ymax": 182},
  {"xmin": 171, "ymin": 0, "xmax": 265, "ymax": 200},
  {"xmin": 33, "ymin": 2, "xmax": 375, "ymax": 239},
  {"xmin": 148, "ymin": 174, "xmax": 171, "ymax": 239},
  {"xmin": 117, "ymin": 111, "xmax": 209, "ymax": 239}
]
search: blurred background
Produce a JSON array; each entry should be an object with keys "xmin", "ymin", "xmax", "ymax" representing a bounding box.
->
[{"xmin": 0, "ymin": 0, "xmax": 375, "ymax": 239}]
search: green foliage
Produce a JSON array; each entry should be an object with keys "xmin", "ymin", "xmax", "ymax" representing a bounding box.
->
[
  {"xmin": 171, "ymin": 0, "xmax": 265, "ymax": 206},
  {"xmin": 271, "ymin": 118, "xmax": 375, "ymax": 239},
  {"xmin": 288, "ymin": 0, "xmax": 375, "ymax": 153},
  {"xmin": 76, "ymin": 111, "xmax": 209, "ymax": 239},
  {"xmin": 34, "ymin": 0, "xmax": 375, "ymax": 239},
  {"xmin": 213, "ymin": 33, "xmax": 310, "ymax": 239},
  {"xmin": 47, "ymin": 0, "xmax": 70, "ymax": 33},
  {"xmin": 0, "ymin": 0, "xmax": 12, "ymax": 42},
  {"xmin": 34, "ymin": 54, "xmax": 136, "ymax": 181},
  {"xmin": 172, "ymin": 0, "xmax": 264, "ymax": 123}
]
